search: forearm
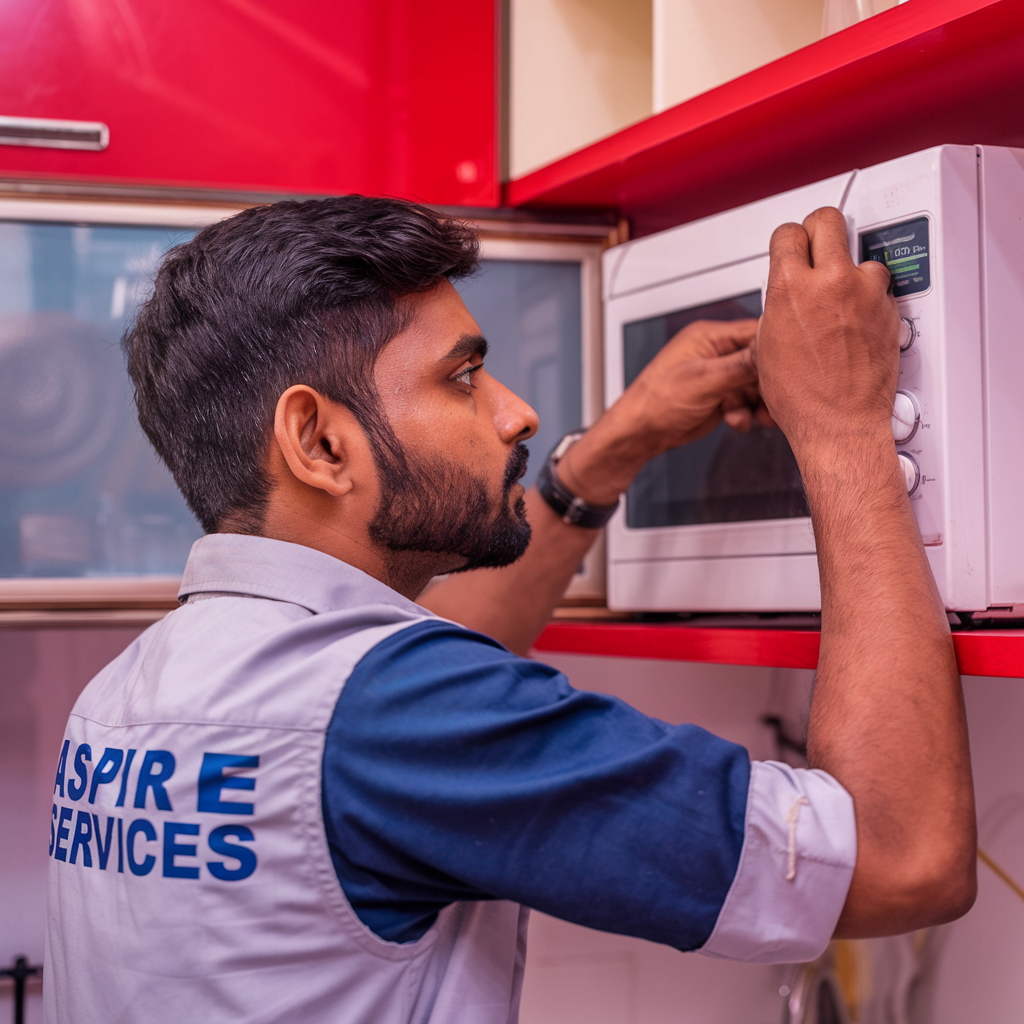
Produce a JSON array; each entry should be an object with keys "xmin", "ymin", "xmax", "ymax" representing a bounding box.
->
[
  {"xmin": 802, "ymin": 432, "xmax": 975, "ymax": 935},
  {"xmin": 418, "ymin": 487, "xmax": 598, "ymax": 654}
]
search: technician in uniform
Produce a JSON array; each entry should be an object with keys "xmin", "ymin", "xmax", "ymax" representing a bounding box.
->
[{"xmin": 45, "ymin": 198, "xmax": 976, "ymax": 1023}]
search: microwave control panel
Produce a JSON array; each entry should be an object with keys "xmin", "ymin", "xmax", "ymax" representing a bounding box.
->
[
  {"xmin": 891, "ymin": 295, "xmax": 942, "ymax": 545},
  {"xmin": 858, "ymin": 214, "xmax": 941, "ymax": 545}
]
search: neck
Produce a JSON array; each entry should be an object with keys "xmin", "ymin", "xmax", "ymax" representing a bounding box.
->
[
  {"xmin": 219, "ymin": 503, "xmax": 459, "ymax": 601},
  {"xmin": 377, "ymin": 550, "xmax": 462, "ymax": 600}
]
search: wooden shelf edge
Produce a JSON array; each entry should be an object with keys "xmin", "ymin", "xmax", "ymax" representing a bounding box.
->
[
  {"xmin": 0, "ymin": 609, "xmax": 171, "ymax": 629},
  {"xmin": 0, "ymin": 576, "xmax": 181, "ymax": 610},
  {"xmin": 534, "ymin": 622, "xmax": 1024, "ymax": 678}
]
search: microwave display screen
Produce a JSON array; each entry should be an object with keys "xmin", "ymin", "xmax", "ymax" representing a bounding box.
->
[
  {"xmin": 622, "ymin": 291, "xmax": 809, "ymax": 529},
  {"xmin": 859, "ymin": 217, "xmax": 931, "ymax": 297}
]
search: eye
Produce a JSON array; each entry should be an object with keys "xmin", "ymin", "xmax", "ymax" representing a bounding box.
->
[{"xmin": 451, "ymin": 362, "xmax": 483, "ymax": 389}]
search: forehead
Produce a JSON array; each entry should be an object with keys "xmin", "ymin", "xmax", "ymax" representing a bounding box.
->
[{"xmin": 375, "ymin": 280, "xmax": 481, "ymax": 382}]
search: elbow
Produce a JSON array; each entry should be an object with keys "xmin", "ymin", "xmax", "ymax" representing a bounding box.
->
[
  {"xmin": 909, "ymin": 851, "xmax": 977, "ymax": 926},
  {"xmin": 933, "ymin": 848, "xmax": 979, "ymax": 923},
  {"xmin": 837, "ymin": 839, "xmax": 978, "ymax": 938}
]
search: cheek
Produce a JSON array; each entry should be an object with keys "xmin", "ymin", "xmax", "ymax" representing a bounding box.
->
[{"xmin": 387, "ymin": 390, "xmax": 485, "ymax": 451}]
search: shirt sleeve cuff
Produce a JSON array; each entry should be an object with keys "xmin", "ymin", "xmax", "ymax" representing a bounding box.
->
[{"xmin": 698, "ymin": 759, "xmax": 857, "ymax": 964}]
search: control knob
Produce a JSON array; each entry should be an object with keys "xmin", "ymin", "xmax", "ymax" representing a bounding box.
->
[
  {"xmin": 898, "ymin": 317, "xmax": 916, "ymax": 352},
  {"xmin": 898, "ymin": 452, "xmax": 920, "ymax": 496},
  {"xmin": 891, "ymin": 390, "xmax": 920, "ymax": 444}
]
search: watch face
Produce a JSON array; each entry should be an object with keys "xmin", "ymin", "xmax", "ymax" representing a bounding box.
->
[{"xmin": 552, "ymin": 431, "xmax": 585, "ymax": 463}]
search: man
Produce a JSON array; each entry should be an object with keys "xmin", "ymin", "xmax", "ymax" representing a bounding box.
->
[{"xmin": 45, "ymin": 197, "xmax": 975, "ymax": 1023}]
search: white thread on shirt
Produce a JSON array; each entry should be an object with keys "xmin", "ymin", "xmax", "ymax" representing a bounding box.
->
[{"xmin": 785, "ymin": 796, "xmax": 810, "ymax": 881}]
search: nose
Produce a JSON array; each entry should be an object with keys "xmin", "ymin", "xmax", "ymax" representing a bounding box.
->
[{"xmin": 487, "ymin": 374, "xmax": 539, "ymax": 443}]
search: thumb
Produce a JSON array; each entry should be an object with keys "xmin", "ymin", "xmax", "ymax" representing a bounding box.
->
[
  {"xmin": 858, "ymin": 258, "xmax": 893, "ymax": 294},
  {"xmin": 704, "ymin": 344, "xmax": 757, "ymax": 392}
]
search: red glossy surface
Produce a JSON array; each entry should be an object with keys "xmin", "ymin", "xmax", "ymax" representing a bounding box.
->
[
  {"xmin": 535, "ymin": 623, "xmax": 1024, "ymax": 678},
  {"xmin": 506, "ymin": 0, "xmax": 1024, "ymax": 236},
  {"xmin": 0, "ymin": 0, "xmax": 498, "ymax": 206}
]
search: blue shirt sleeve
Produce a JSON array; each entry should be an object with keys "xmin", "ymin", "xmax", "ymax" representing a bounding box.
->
[{"xmin": 321, "ymin": 620, "xmax": 750, "ymax": 948}]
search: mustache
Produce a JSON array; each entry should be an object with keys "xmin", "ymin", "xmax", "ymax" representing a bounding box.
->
[{"xmin": 504, "ymin": 443, "xmax": 529, "ymax": 491}]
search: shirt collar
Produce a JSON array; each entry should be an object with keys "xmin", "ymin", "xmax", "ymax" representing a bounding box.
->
[{"xmin": 178, "ymin": 533, "xmax": 428, "ymax": 617}]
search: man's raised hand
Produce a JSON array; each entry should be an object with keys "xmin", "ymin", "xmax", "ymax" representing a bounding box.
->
[
  {"xmin": 754, "ymin": 207, "xmax": 898, "ymax": 464},
  {"xmin": 561, "ymin": 317, "xmax": 771, "ymax": 506}
]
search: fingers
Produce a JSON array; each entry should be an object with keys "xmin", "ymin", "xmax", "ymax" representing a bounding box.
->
[
  {"xmin": 722, "ymin": 393, "xmax": 776, "ymax": 433},
  {"xmin": 802, "ymin": 207, "xmax": 854, "ymax": 271},
  {"xmin": 666, "ymin": 317, "xmax": 759, "ymax": 358},
  {"xmin": 707, "ymin": 344, "xmax": 757, "ymax": 391},
  {"xmin": 768, "ymin": 208, "xmax": 853, "ymax": 284},
  {"xmin": 721, "ymin": 381, "xmax": 767, "ymax": 434},
  {"xmin": 723, "ymin": 397, "xmax": 776, "ymax": 433},
  {"xmin": 754, "ymin": 402, "xmax": 776, "ymax": 428},
  {"xmin": 768, "ymin": 222, "xmax": 811, "ymax": 282},
  {"xmin": 723, "ymin": 407, "xmax": 753, "ymax": 432}
]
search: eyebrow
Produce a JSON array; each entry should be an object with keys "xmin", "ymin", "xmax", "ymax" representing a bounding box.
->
[{"xmin": 441, "ymin": 333, "xmax": 488, "ymax": 363}]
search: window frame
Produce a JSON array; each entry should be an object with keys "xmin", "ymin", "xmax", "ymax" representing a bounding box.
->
[{"xmin": 0, "ymin": 197, "xmax": 614, "ymax": 612}]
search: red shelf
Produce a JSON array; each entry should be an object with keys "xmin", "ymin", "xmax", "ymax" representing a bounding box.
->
[
  {"xmin": 505, "ymin": 0, "xmax": 1024, "ymax": 237},
  {"xmin": 535, "ymin": 623, "xmax": 1024, "ymax": 678}
]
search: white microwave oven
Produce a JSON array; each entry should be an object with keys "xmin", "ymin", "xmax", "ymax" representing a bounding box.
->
[{"xmin": 604, "ymin": 145, "xmax": 1024, "ymax": 614}]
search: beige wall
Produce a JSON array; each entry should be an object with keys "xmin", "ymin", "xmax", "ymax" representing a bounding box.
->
[
  {"xmin": 653, "ymin": 0, "xmax": 825, "ymax": 111},
  {"xmin": 821, "ymin": 0, "xmax": 899, "ymax": 36},
  {"xmin": 509, "ymin": 0, "xmax": 653, "ymax": 179},
  {"xmin": 509, "ymin": 0, "xmax": 832, "ymax": 179}
]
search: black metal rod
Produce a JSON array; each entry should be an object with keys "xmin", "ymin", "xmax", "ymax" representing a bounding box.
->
[{"xmin": 0, "ymin": 957, "xmax": 43, "ymax": 1024}]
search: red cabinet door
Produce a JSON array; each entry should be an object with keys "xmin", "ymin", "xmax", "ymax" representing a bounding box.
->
[{"xmin": 0, "ymin": 0, "xmax": 498, "ymax": 206}]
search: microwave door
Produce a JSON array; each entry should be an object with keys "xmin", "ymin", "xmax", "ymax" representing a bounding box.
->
[{"xmin": 606, "ymin": 261, "xmax": 817, "ymax": 567}]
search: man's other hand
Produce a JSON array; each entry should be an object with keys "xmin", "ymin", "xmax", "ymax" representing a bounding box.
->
[{"xmin": 560, "ymin": 318, "xmax": 771, "ymax": 507}]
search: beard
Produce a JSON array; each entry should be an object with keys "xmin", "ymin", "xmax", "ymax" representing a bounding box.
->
[{"xmin": 368, "ymin": 441, "xmax": 532, "ymax": 572}]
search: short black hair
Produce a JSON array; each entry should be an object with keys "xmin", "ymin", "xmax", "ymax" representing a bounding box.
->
[{"xmin": 124, "ymin": 196, "xmax": 479, "ymax": 533}]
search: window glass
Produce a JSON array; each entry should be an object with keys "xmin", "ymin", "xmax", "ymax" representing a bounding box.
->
[
  {"xmin": 0, "ymin": 221, "xmax": 201, "ymax": 578},
  {"xmin": 454, "ymin": 259, "xmax": 583, "ymax": 489},
  {"xmin": 0, "ymin": 240, "xmax": 587, "ymax": 578}
]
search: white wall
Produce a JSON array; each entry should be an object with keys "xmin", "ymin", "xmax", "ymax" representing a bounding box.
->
[{"xmin": 932, "ymin": 676, "xmax": 1024, "ymax": 1024}]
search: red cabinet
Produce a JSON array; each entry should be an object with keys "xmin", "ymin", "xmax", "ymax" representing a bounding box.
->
[{"xmin": 0, "ymin": 0, "xmax": 498, "ymax": 206}]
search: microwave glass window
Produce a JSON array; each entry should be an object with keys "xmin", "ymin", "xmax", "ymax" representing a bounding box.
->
[
  {"xmin": 0, "ymin": 220, "xmax": 202, "ymax": 578},
  {"xmin": 454, "ymin": 259, "xmax": 582, "ymax": 489},
  {"xmin": 860, "ymin": 217, "xmax": 931, "ymax": 297},
  {"xmin": 622, "ymin": 290, "xmax": 809, "ymax": 529}
]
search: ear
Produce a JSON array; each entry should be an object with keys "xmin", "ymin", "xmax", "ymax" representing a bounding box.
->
[{"xmin": 272, "ymin": 385, "xmax": 361, "ymax": 498}]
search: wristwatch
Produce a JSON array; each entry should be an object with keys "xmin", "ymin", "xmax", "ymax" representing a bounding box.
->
[{"xmin": 536, "ymin": 431, "xmax": 620, "ymax": 529}]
